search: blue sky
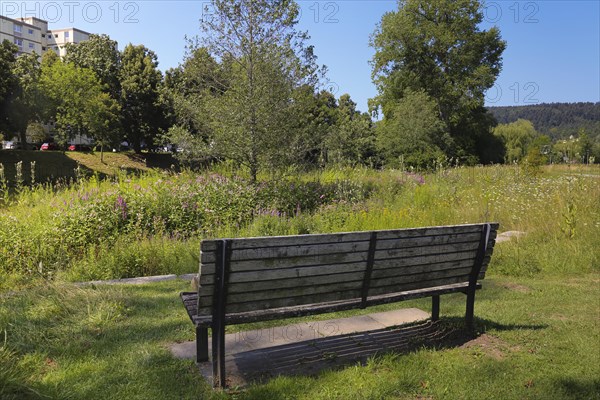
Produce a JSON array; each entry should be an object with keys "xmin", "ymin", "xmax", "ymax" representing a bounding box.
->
[{"xmin": 2, "ymin": 1, "xmax": 599, "ymax": 112}]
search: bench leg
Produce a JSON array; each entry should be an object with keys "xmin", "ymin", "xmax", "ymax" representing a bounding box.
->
[
  {"xmin": 212, "ymin": 323, "xmax": 226, "ymax": 388},
  {"xmin": 196, "ymin": 326, "xmax": 208, "ymax": 363},
  {"xmin": 465, "ymin": 290, "xmax": 475, "ymax": 330},
  {"xmin": 431, "ymin": 295, "xmax": 440, "ymax": 321}
]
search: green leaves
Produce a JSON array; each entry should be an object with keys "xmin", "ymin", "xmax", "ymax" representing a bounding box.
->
[
  {"xmin": 197, "ymin": 0, "xmax": 324, "ymax": 180},
  {"xmin": 39, "ymin": 58, "xmax": 119, "ymax": 148},
  {"xmin": 371, "ymin": 0, "xmax": 506, "ymax": 163},
  {"xmin": 119, "ymin": 44, "xmax": 164, "ymax": 152},
  {"xmin": 377, "ymin": 89, "xmax": 448, "ymax": 169}
]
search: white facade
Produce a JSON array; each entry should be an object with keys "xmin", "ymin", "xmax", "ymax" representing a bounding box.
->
[
  {"xmin": 0, "ymin": 15, "xmax": 42, "ymax": 55},
  {"xmin": 0, "ymin": 15, "xmax": 90, "ymax": 58}
]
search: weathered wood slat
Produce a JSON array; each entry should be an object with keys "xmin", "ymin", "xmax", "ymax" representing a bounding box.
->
[
  {"xmin": 199, "ymin": 263, "xmax": 476, "ymax": 309},
  {"xmin": 200, "ymin": 231, "xmax": 372, "ymax": 252},
  {"xmin": 199, "ymin": 230, "xmax": 497, "ymax": 274},
  {"xmin": 369, "ymin": 266, "xmax": 473, "ymax": 289},
  {"xmin": 213, "ymin": 288, "xmax": 364, "ymax": 314},
  {"xmin": 202, "ymin": 251, "xmax": 368, "ymax": 274},
  {"xmin": 374, "ymin": 241, "xmax": 480, "ymax": 260},
  {"xmin": 370, "ymin": 259, "xmax": 476, "ymax": 279},
  {"xmin": 226, "ymin": 261, "xmax": 368, "ymax": 284},
  {"xmin": 190, "ymin": 282, "xmax": 482, "ymax": 326},
  {"xmin": 199, "ymin": 278, "xmax": 365, "ymax": 306},
  {"xmin": 199, "ymin": 223, "xmax": 497, "ymax": 252},
  {"xmin": 375, "ymin": 232, "xmax": 482, "ymax": 250},
  {"xmin": 199, "ymin": 270, "xmax": 366, "ymax": 297},
  {"xmin": 198, "ymin": 251, "xmax": 493, "ymax": 287},
  {"xmin": 368, "ymin": 275, "xmax": 473, "ymax": 297},
  {"xmin": 201, "ymin": 241, "xmax": 371, "ymax": 264}
]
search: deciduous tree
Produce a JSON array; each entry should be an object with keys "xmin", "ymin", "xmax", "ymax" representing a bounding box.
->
[
  {"xmin": 371, "ymin": 0, "xmax": 506, "ymax": 162},
  {"xmin": 493, "ymin": 119, "xmax": 537, "ymax": 163},
  {"xmin": 40, "ymin": 58, "xmax": 119, "ymax": 150},
  {"xmin": 119, "ymin": 44, "xmax": 164, "ymax": 152},
  {"xmin": 199, "ymin": 0, "xmax": 323, "ymax": 180},
  {"xmin": 64, "ymin": 34, "xmax": 121, "ymax": 100},
  {"xmin": 376, "ymin": 89, "xmax": 448, "ymax": 169}
]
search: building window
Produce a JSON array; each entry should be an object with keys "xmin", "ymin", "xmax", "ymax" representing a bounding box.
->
[
  {"xmin": 28, "ymin": 29, "xmax": 34, "ymax": 35},
  {"xmin": 65, "ymin": 31, "xmax": 70, "ymax": 39},
  {"xmin": 42, "ymin": 34, "xmax": 45, "ymax": 38},
  {"xmin": 14, "ymin": 24, "xmax": 22, "ymax": 33},
  {"xmin": 14, "ymin": 38, "xmax": 23, "ymax": 49},
  {"xmin": 42, "ymin": 46, "xmax": 46, "ymax": 51},
  {"xmin": 54, "ymin": 34, "xmax": 58, "ymax": 38},
  {"xmin": 28, "ymin": 42, "xmax": 34, "ymax": 49}
]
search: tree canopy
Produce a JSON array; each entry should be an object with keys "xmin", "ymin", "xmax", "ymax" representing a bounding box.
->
[
  {"xmin": 371, "ymin": 0, "xmax": 506, "ymax": 164},
  {"xmin": 119, "ymin": 44, "xmax": 165, "ymax": 152},
  {"xmin": 197, "ymin": 0, "xmax": 324, "ymax": 180}
]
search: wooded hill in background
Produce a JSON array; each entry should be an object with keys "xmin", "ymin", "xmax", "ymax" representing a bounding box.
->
[{"xmin": 488, "ymin": 102, "xmax": 600, "ymax": 141}]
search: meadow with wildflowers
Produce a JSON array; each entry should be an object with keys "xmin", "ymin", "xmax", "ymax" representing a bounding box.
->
[
  {"xmin": 0, "ymin": 164, "xmax": 599, "ymax": 399},
  {"xmin": 0, "ymin": 164, "xmax": 598, "ymax": 287}
]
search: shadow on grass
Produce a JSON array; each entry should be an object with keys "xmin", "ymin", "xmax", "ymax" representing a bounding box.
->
[
  {"xmin": 216, "ymin": 316, "xmax": 549, "ymax": 388},
  {"xmin": 474, "ymin": 317, "xmax": 548, "ymax": 332},
  {"xmin": 553, "ymin": 377, "xmax": 600, "ymax": 400},
  {"xmin": 0, "ymin": 150, "xmax": 106, "ymax": 186}
]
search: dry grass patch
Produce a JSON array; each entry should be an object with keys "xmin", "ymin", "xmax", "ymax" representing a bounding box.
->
[{"xmin": 460, "ymin": 333, "xmax": 521, "ymax": 360}]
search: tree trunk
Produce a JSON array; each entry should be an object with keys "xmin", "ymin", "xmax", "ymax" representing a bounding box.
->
[{"xmin": 19, "ymin": 131, "xmax": 27, "ymax": 150}]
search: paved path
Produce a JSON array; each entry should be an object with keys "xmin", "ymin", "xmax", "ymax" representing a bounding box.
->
[{"xmin": 170, "ymin": 308, "xmax": 431, "ymax": 387}]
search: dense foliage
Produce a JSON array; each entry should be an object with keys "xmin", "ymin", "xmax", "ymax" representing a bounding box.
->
[
  {"xmin": 0, "ymin": 170, "xmax": 375, "ymax": 281},
  {"xmin": 371, "ymin": 0, "xmax": 506, "ymax": 165}
]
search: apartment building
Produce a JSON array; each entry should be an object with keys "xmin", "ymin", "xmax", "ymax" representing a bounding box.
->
[{"xmin": 0, "ymin": 15, "xmax": 90, "ymax": 57}]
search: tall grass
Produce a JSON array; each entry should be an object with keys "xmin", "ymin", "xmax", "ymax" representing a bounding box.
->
[{"xmin": 1, "ymin": 164, "xmax": 598, "ymax": 288}]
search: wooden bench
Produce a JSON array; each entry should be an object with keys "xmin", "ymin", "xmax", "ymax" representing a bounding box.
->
[{"xmin": 181, "ymin": 222, "xmax": 498, "ymax": 388}]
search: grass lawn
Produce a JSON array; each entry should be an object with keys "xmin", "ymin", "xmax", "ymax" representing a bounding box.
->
[
  {"xmin": 65, "ymin": 152, "xmax": 149, "ymax": 176},
  {"xmin": 1, "ymin": 164, "xmax": 598, "ymax": 399},
  {"xmin": 1, "ymin": 268, "xmax": 598, "ymax": 399}
]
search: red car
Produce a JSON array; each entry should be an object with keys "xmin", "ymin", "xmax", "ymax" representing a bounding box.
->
[
  {"xmin": 68, "ymin": 144, "xmax": 92, "ymax": 152},
  {"xmin": 40, "ymin": 142, "xmax": 59, "ymax": 151}
]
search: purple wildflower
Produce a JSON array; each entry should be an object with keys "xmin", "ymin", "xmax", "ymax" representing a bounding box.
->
[{"xmin": 115, "ymin": 195, "xmax": 128, "ymax": 220}]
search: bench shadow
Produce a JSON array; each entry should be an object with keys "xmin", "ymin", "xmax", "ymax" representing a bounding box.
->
[{"xmin": 219, "ymin": 317, "xmax": 548, "ymax": 387}]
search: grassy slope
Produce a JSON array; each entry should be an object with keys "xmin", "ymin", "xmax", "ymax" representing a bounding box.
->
[
  {"xmin": 65, "ymin": 152, "xmax": 149, "ymax": 176},
  {"xmin": 0, "ymin": 150, "xmax": 148, "ymax": 184}
]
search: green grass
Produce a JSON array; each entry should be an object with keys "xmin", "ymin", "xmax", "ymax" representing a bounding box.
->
[
  {"xmin": 0, "ymin": 163, "xmax": 598, "ymax": 398},
  {"xmin": 65, "ymin": 151, "xmax": 149, "ymax": 176},
  {"xmin": 0, "ymin": 272, "xmax": 598, "ymax": 399}
]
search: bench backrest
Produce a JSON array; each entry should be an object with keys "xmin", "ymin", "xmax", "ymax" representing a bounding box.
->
[{"xmin": 196, "ymin": 223, "xmax": 498, "ymax": 316}]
